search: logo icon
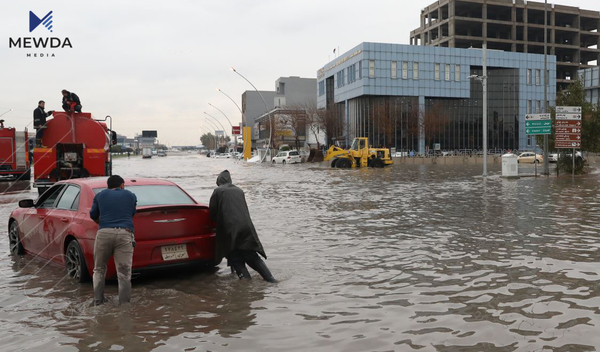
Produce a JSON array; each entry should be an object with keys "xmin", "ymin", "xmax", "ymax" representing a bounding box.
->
[{"xmin": 29, "ymin": 11, "xmax": 53, "ymax": 33}]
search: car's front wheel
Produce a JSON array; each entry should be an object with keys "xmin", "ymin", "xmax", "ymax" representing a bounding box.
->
[
  {"xmin": 282, "ymin": 160, "xmax": 286, "ymax": 165},
  {"xmin": 65, "ymin": 240, "xmax": 90, "ymax": 283},
  {"xmin": 9, "ymin": 221, "xmax": 25, "ymax": 255}
]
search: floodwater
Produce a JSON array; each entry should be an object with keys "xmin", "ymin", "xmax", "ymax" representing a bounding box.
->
[{"xmin": 1, "ymin": 155, "xmax": 600, "ymax": 352}]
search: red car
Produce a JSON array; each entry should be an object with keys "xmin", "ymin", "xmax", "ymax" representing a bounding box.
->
[{"xmin": 8, "ymin": 178, "xmax": 217, "ymax": 282}]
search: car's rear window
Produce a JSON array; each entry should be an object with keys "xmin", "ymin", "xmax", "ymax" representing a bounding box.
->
[
  {"xmin": 289, "ymin": 151, "xmax": 299, "ymax": 156},
  {"xmin": 93, "ymin": 185, "xmax": 195, "ymax": 206}
]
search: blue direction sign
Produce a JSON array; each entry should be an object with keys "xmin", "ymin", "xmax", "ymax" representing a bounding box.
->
[
  {"xmin": 525, "ymin": 120, "xmax": 551, "ymax": 128},
  {"xmin": 526, "ymin": 127, "xmax": 552, "ymax": 135}
]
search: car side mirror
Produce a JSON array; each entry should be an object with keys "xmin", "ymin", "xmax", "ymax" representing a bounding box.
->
[{"xmin": 18, "ymin": 199, "xmax": 35, "ymax": 208}]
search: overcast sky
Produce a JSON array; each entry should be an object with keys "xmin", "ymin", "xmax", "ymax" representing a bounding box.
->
[{"xmin": 1, "ymin": 0, "xmax": 598, "ymax": 145}]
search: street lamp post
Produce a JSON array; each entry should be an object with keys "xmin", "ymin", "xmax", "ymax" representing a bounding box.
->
[
  {"xmin": 216, "ymin": 88, "xmax": 243, "ymax": 114},
  {"xmin": 468, "ymin": 43, "xmax": 488, "ymax": 177},
  {"xmin": 204, "ymin": 112, "xmax": 229, "ymax": 148},
  {"xmin": 209, "ymin": 103, "xmax": 239, "ymax": 149},
  {"xmin": 204, "ymin": 112, "xmax": 228, "ymax": 137},
  {"xmin": 231, "ymin": 67, "xmax": 273, "ymax": 159},
  {"xmin": 0, "ymin": 108, "xmax": 13, "ymax": 118},
  {"xmin": 204, "ymin": 119, "xmax": 222, "ymax": 146},
  {"xmin": 542, "ymin": 0, "xmax": 550, "ymax": 176}
]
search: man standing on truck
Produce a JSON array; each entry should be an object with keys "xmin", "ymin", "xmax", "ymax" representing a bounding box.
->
[
  {"xmin": 209, "ymin": 170, "xmax": 276, "ymax": 282},
  {"xmin": 90, "ymin": 175, "xmax": 137, "ymax": 305},
  {"xmin": 33, "ymin": 100, "xmax": 54, "ymax": 148},
  {"xmin": 61, "ymin": 89, "xmax": 82, "ymax": 113}
]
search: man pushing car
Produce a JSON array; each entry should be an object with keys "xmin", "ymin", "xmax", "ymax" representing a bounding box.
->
[{"xmin": 209, "ymin": 170, "xmax": 276, "ymax": 282}]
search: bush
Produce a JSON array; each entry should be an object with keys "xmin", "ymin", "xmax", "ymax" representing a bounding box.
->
[{"xmin": 557, "ymin": 154, "xmax": 585, "ymax": 175}]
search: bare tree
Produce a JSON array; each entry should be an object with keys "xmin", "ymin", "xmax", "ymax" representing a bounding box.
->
[
  {"xmin": 287, "ymin": 101, "xmax": 326, "ymax": 150},
  {"xmin": 423, "ymin": 102, "xmax": 450, "ymax": 150},
  {"xmin": 277, "ymin": 110, "xmax": 307, "ymax": 150}
]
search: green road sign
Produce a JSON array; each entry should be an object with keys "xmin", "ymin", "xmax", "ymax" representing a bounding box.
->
[
  {"xmin": 525, "ymin": 120, "xmax": 551, "ymax": 128},
  {"xmin": 526, "ymin": 127, "xmax": 551, "ymax": 135}
]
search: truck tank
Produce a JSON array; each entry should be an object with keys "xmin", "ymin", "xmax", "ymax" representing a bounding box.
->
[{"xmin": 34, "ymin": 112, "xmax": 114, "ymax": 193}]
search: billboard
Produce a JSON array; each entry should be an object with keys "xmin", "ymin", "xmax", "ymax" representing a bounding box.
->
[{"xmin": 142, "ymin": 130, "xmax": 157, "ymax": 138}]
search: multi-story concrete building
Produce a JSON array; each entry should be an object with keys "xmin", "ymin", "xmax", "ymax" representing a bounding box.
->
[
  {"xmin": 410, "ymin": 0, "xmax": 600, "ymax": 90},
  {"xmin": 242, "ymin": 76, "xmax": 316, "ymax": 146},
  {"xmin": 242, "ymin": 90, "xmax": 276, "ymax": 142},
  {"xmin": 317, "ymin": 42, "xmax": 556, "ymax": 154},
  {"xmin": 579, "ymin": 66, "xmax": 600, "ymax": 104}
]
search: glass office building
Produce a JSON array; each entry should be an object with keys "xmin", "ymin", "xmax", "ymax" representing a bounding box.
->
[
  {"xmin": 579, "ymin": 67, "xmax": 600, "ymax": 105},
  {"xmin": 317, "ymin": 42, "xmax": 556, "ymax": 154}
]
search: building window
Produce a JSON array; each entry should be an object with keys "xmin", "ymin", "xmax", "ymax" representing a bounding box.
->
[
  {"xmin": 318, "ymin": 81, "xmax": 325, "ymax": 96},
  {"xmin": 347, "ymin": 64, "xmax": 356, "ymax": 84},
  {"xmin": 527, "ymin": 69, "xmax": 532, "ymax": 85},
  {"xmin": 402, "ymin": 62, "xmax": 408, "ymax": 79},
  {"xmin": 358, "ymin": 61, "xmax": 363, "ymax": 79},
  {"xmin": 546, "ymin": 70, "xmax": 550, "ymax": 86},
  {"xmin": 527, "ymin": 100, "xmax": 532, "ymax": 114},
  {"xmin": 535, "ymin": 69, "xmax": 541, "ymax": 85},
  {"xmin": 527, "ymin": 136, "xmax": 533, "ymax": 147},
  {"xmin": 536, "ymin": 100, "xmax": 541, "ymax": 113},
  {"xmin": 435, "ymin": 63, "xmax": 440, "ymax": 80},
  {"xmin": 391, "ymin": 61, "xmax": 397, "ymax": 79},
  {"xmin": 369, "ymin": 60, "xmax": 375, "ymax": 78},
  {"xmin": 445, "ymin": 64, "xmax": 451, "ymax": 81},
  {"xmin": 337, "ymin": 70, "xmax": 345, "ymax": 88},
  {"xmin": 455, "ymin": 65, "xmax": 460, "ymax": 81},
  {"xmin": 413, "ymin": 62, "xmax": 419, "ymax": 79}
]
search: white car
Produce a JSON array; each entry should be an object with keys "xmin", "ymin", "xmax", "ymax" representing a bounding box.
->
[
  {"xmin": 214, "ymin": 153, "xmax": 232, "ymax": 159},
  {"xmin": 549, "ymin": 152, "xmax": 582, "ymax": 163},
  {"xmin": 272, "ymin": 151, "xmax": 301, "ymax": 164}
]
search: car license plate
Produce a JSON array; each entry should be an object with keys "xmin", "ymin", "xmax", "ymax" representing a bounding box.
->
[{"xmin": 161, "ymin": 244, "xmax": 188, "ymax": 261}]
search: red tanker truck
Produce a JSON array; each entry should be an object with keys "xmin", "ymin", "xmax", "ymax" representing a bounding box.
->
[
  {"xmin": 34, "ymin": 112, "xmax": 116, "ymax": 194},
  {"xmin": 0, "ymin": 120, "xmax": 31, "ymax": 180}
]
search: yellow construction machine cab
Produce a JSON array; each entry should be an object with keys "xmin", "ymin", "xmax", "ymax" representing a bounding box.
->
[{"xmin": 325, "ymin": 137, "xmax": 393, "ymax": 169}]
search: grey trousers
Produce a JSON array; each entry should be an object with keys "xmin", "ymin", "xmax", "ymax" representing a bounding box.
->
[{"xmin": 93, "ymin": 228, "xmax": 134, "ymax": 305}]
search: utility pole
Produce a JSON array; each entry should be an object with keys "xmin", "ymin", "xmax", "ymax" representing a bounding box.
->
[
  {"xmin": 543, "ymin": 0, "xmax": 550, "ymax": 175},
  {"xmin": 483, "ymin": 43, "xmax": 488, "ymax": 177}
]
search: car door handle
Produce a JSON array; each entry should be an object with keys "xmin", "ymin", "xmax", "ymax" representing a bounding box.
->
[{"xmin": 60, "ymin": 218, "xmax": 70, "ymax": 223}]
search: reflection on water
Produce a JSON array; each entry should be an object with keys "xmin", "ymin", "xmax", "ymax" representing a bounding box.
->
[{"xmin": 1, "ymin": 155, "xmax": 600, "ymax": 351}]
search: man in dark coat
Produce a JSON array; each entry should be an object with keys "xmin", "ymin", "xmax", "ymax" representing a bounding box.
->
[
  {"xmin": 61, "ymin": 89, "xmax": 82, "ymax": 113},
  {"xmin": 209, "ymin": 170, "xmax": 275, "ymax": 282},
  {"xmin": 33, "ymin": 100, "xmax": 54, "ymax": 147}
]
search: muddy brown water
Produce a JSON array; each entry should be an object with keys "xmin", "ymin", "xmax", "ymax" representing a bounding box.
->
[{"xmin": 1, "ymin": 155, "xmax": 600, "ymax": 351}]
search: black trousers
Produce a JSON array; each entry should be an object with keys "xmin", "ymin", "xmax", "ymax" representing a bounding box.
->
[
  {"xmin": 62, "ymin": 103, "xmax": 82, "ymax": 113},
  {"xmin": 227, "ymin": 250, "xmax": 275, "ymax": 282},
  {"xmin": 35, "ymin": 127, "xmax": 44, "ymax": 140}
]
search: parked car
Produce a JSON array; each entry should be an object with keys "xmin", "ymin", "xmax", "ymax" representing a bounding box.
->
[
  {"xmin": 549, "ymin": 151, "xmax": 582, "ymax": 163},
  {"xmin": 272, "ymin": 150, "xmax": 302, "ymax": 164},
  {"xmin": 517, "ymin": 152, "xmax": 543, "ymax": 164},
  {"xmin": 8, "ymin": 178, "xmax": 217, "ymax": 283},
  {"xmin": 214, "ymin": 153, "xmax": 232, "ymax": 159}
]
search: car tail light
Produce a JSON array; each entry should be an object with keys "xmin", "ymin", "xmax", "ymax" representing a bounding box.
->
[{"xmin": 288, "ymin": 156, "xmax": 291, "ymax": 159}]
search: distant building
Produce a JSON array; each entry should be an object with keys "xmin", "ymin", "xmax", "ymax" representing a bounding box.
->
[
  {"xmin": 317, "ymin": 42, "xmax": 556, "ymax": 154},
  {"xmin": 579, "ymin": 67, "xmax": 600, "ymax": 105},
  {"xmin": 242, "ymin": 76, "xmax": 317, "ymax": 147},
  {"xmin": 410, "ymin": 0, "xmax": 600, "ymax": 91},
  {"xmin": 255, "ymin": 108, "xmax": 307, "ymax": 149}
]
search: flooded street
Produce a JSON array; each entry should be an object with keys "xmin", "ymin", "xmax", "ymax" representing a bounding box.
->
[{"xmin": 1, "ymin": 154, "xmax": 600, "ymax": 351}]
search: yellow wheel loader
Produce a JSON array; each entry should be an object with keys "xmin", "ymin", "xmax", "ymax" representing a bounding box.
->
[{"xmin": 324, "ymin": 137, "xmax": 393, "ymax": 169}]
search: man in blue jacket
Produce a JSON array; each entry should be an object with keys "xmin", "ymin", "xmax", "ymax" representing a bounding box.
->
[{"xmin": 90, "ymin": 175, "xmax": 137, "ymax": 305}]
